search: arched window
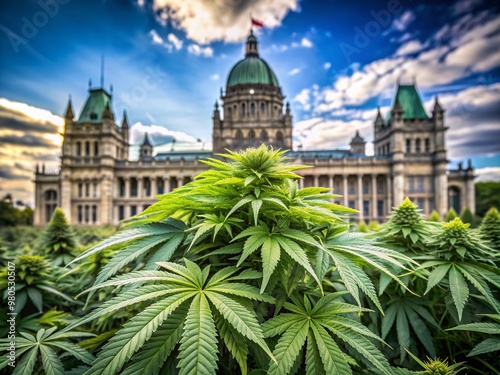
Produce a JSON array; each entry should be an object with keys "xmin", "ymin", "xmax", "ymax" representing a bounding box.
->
[
  {"xmin": 76, "ymin": 141, "xmax": 81, "ymax": 156},
  {"xmin": 236, "ymin": 130, "xmax": 243, "ymax": 142},
  {"xmin": 94, "ymin": 141, "xmax": 99, "ymax": 156},
  {"xmin": 260, "ymin": 102, "xmax": 266, "ymax": 114},
  {"xmin": 227, "ymin": 107, "xmax": 232, "ymax": 118},
  {"xmin": 250, "ymin": 102, "xmax": 255, "ymax": 116},
  {"xmin": 85, "ymin": 141, "xmax": 90, "ymax": 156},
  {"xmin": 448, "ymin": 186, "xmax": 461, "ymax": 214},
  {"xmin": 248, "ymin": 130, "xmax": 255, "ymax": 140},
  {"xmin": 260, "ymin": 130, "xmax": 268, "ymax": 141},
  {"xmin": 276, "ymin": 131, "xmax": 284, "ymax": 144},
  {"xmin": 415, "ymin": 138, "xmax": 421, "ymax": 153},
  {"xmin": 241, "ymin": 103, "xmax": 246, "ymax": 116},
  {"xmin": 44, "ymin": 189, "xmax": 58, "ymax": 223}
]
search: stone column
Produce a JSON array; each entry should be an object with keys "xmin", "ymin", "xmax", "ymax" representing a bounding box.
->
[
  {"xmin": 435, "ymin": 172, "xmax": 448, "ymax": 217},
  {"xmin": 313, "ymin": 175, "xmax": 319, "ymax": 187},
  {"xmin": 178, "ymin": 177, "xmax": 184, "ymax": 187},
  {"xmin": 151, "ymin": 177, "xmax": 156, "ymax": 197},
  {"xmin": 164, "ymin": 177, "xmax": 171, "ymax": 193},
  {"xmin": 125, "ymin": 205, "xmax": 130, "ymax": 219},
  {"xmin": 137, "ymin": 177, "xmax": 143, "ymax": 198},
  {"xmin": 466, "ymin": 177, "xmax": 475, "ymax": 214},
  {"xmin": 100, "ymin": 174, "xmax": 113, "ymax": 225},
  {"xmin": 371, "ymin": 174, "xmax": 377, "ymax": 221},
  {"xmin": 343, "ymin": 175, "xmax": 348, "ymax": 206},
  {"xmin": 357, "ymin": 175, "xmax": 363, "ymax": 220},
  {"xmin": 299, "ymin": 178, "xmax": 304, "ymax": 189},
  {"xmin": 393, "ymin": 174, "xmax": 405, "ymax": 207},
  {"xmin": 124, "ymin": 178, "xmax": 130, "ymax": 198},
  {"xmin": 60, "ymin": 174, "xmax": 72, "ymax": 224},
  {"xmin": 328, "ymin": 175, "xmax": 334, "ymax": 191},
  {"xmin": 387, "ymin": 176, "xmax": 392, "ymax": 214}
]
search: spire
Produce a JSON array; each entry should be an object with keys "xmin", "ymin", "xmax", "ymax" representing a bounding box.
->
[
  {"xmin": 433, "ymin": 95, "xmax": 443, "ymax": 113},
  {"xmin": 122, "ymin": 110, "xmax": 129, "ymax": 128},
  {"xmin": 285, "ymin": 101, "xmax": 290, "ymax": 114},
  {"xmin": 393, "ymin": 97, "xmax": 404, "ymax": 113},
  {"xmin": 375, "ymin": 106, "xmax": 383, "ymax": 124},
  {"xmin": 351, "ymin": 130, "xmax": 365, "ymax": 144},
  {"xmin": 214, "ymin": 100, "xmax": 219, "ymax": 110},
  {"xmin": 245, "ymin": 29, "xmax": 259, "ymax": 57},
  {"xmin": 141, "ymin": 132, "xmax": 152, "ymax": 147},
  {"xmin": 64, "ymin": 95, "xmax": 74, "ymax": 120}
]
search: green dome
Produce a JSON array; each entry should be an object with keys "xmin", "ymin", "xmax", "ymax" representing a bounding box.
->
[{"xmin": 226, "ymin": 57, "xmax": 279, "ymax": 88}]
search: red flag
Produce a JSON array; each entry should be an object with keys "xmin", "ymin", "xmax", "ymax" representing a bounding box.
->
[{"xmin": 251, "ymin": 18, "xmax": 264, "ymax": 28}]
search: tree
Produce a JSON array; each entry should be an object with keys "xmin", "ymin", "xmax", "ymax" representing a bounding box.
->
[
  {"xmin": 445, "ymin": 207, "xmax": 457, "ymax": 222},
  {"xmin": 428, "ymin": 210, "xmax": 441, "ymax": 222},
  {"xmin": 66, "ymin": 146, "xmax": 412, "ymax": 375},
  {"xmin": 479, "ymin": 207, "xmax": 500, "ymax": 251},
  {"xmin": 475, "ymin": 182, "xmax": 500, "ymax": 217},
  {"xmin": 460, "ymin": 208, "xmax": 474, "ymax": 227},
  {"xmin": 39, "ymin": 208, "xmax": 77, "ymax": 266}
]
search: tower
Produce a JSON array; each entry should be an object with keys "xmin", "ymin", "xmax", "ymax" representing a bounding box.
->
[
  {"xmin": 140, "ymin": 133, "xmax": 153, "ymax": 160},
  {"xmin": 213, "ymin": 30, "xmax": 293, "ymax": 153}
]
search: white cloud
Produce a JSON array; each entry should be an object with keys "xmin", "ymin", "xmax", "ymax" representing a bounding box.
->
[
  {"xmin": 210, "ymin": 74, "xmax": 220, "ymax": 81},
  {"xmin": 289, "ymin": 68, "xmax": 301, "ymax": 76},
  {"xmin": 187, "ymin": 44, "xmax": 213, "ymax": 57},
  {"xmin": 323, "ymin": 62, "xmax": 331, "ymax": 70},
  {"xmin": 151, "ymin": 0, "xmax": 299, "ymax": 44},
  {"xmin": 129, "ymin": 122, "xmax": 198, "ymax": 145},
  {"xmin": 167, "ymin": 33, "xmax": 183, "ymax": 50},
  {"xmin": 391, "ymin": 10, "xmax": 415, "ymax": 31},
  {"xmin": 149, "ymin": 30, "xmax": 164, "ymax": 45},
  {"xmin": 294, "ymin": 88, "xmax": 311, "ymax": 110},
  {"xmin": 475, "ymin": 167, "xmax": 500, "ymax": 182},
  {"xmin": 300, "ymin": 37, "xmax": 313, "ymax": 48},
  {"xmin": 395, "ymin": 40, "xmax": 425, "ymax": 56}
]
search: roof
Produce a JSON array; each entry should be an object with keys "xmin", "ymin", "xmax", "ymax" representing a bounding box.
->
[
  {"xmin": 350, "ymin": 130, "xmax": 365, "ymax": 144},
  {"xmin": 227, "ymin": 57, "xmax": 279, "ymax": 87},
  {"xmin": 141, "ymin": 133, "xmax": 152, "ymax": 147},
  {"xmin": 388, "ymin": 84, "xmax": 428, "ymax": 120},
  {"xmin": 76, "ymin": 88, "xmax": 112, "ymax": 123}
]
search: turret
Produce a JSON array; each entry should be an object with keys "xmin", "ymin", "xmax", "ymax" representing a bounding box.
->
[
  {"xmin": 374, "ymin": 107, "xmax": 384, "ymax": 128},
  {"xmin": 350, "ymin": 130, "xmax": 366, "ymax": 155},
  {"xmin": 64, "ymin": 96, "xmax": 74, "ymax": 121},
  {"xmin": 245, "ymin": 30, "xmax": 259, "ymax": 57},
  {"xmin": 140, "ymin": 133, "xmax": 153, "ymax": 160},
  {"xmin": 213, "ymin": 100, "xmax": 222, "ymax": 129},
  {"xmin": 391, "ymin": 98, "xmax": 404, "ymax": 125},
  {"xmin": 432, "ymin": 95, "xmax": 444, "ymax": 127},
  {"xmin": 102, "ymin": 101, "xmax": 114, "ymax": 121}
]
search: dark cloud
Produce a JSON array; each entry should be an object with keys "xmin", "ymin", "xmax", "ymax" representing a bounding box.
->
[
  {"xmin": 21, "ymin": 150, "xmax": 59, "ymax": 161},
  {"xmin": 0, "ymin": 134, "xmax": 56, "ymax": 148},
  {"xmin": 0, "ymin": 166, "xmax": 31, "ymax": 180},
  {"xmin": 0, "ymin": 106, "xmax": 59, "ymax": 134}
]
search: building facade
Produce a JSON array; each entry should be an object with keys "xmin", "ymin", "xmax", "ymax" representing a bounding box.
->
[{"xmin": 34, "ymin": 32, "xmax": 475, "ymax": 226}]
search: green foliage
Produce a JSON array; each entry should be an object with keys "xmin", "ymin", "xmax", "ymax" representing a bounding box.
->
[
  {"xmin": 445, "ymin": 208, "xmax": 457, "ymax": 222},
  {"xmin": 405, "ymin": 350, "xmax": 465, "ymax": 375},
  {"xmin": 447, "ymin": 314, "xmax": 500, "ymax": 357},
  {"xmin": 0, "ymin": 327, "xmax": 95, "ymax": 374},
  {"xmin": 368, "ymin": 220, "xmax": 381, "ymax": 231},
  {"xmin": 357, "ymin": 220, "xmax": 368, "ymax": 233},
  {"xmin": 69, "ymin": 146, "xmax": 412, "ymax": 374},
  {"xmin": 479, "ymin": 207, "xmax": 500, "ymax": 251},
  {"xmin": 428, "ymin": 210, "xmax": 441, "ymax": 222},
  {"xmin": 475, "ymin": 182, "xmax": 500, "ymax": 217},
  {"xmin": 459, "ymin": 208, "xmax": 474, "ymax": 227},
  {"xmin": 420, "ymin": 218, "xmax": 500, "ymax": 321},
  {"xmin": 39, "ymin": 208, "xmax": 78, "ymax": 266},
  {"xmin": 0, "ymin": 198, "xmax": 33, "ymax": 227}
]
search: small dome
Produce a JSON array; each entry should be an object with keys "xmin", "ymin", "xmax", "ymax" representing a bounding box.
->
[{"xmin": 226, "ymin": 57, "xmax": 279, "ymax": 88}]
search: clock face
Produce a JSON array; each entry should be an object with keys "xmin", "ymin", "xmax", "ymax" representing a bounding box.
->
[{"xmin": 249, "ymin": 89, "xmax": 255, "ymax": 95}]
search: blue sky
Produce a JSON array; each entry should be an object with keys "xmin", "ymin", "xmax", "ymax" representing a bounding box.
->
[{"xmin": 0, "ymin": 0, "xmax": 499, "ymax": 204}]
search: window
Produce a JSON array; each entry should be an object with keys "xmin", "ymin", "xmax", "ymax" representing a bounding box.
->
[
  {"xmin": 377, "ymin": 200, "xmax": 384, "ymax": 218},
  {"xmin": 260, "ymin": 130, "xmax": 268, "ymax": 141},
  {"xmin": 85, "ymin": 141, "xmax": 90, "ymax": 156},
  {"xmin": 406, "ymin": 139, "xmax": 411, "ymax": 153},
  {"xmin": 348, "ymin": 181, "xmax": 355, "ymax": 194},
  {"xmin": 363, "ymin": 200, "xmax": 370, "ymax": 217},
  {"xmin": 84, "ymin": 205, "xmax": 89, "ymax": 223},
  {"xmin": 377, "ymin": 179, "xmax": 384, "ymax": 194},
  {"xmin": 276, "ymin": 131, "xmax": 284, "ymax": 144},
  {"xmin": 78, "ymin": 183, "xmax": 82, "ymax": 197},
  {"xmin": 425, "ymin": 138, "xmax": 430, "ymax": 153},
  {"xmin": 236, "ymin": 130, "xmax": 243, "ymax": 142},
  {"xmin": 417, "ymin": 198, "xmax": 425, "ymax": 212},
  {"xmin": 260, "ymin": 102, "xmax": 265, "ymax": 114},
  {"xmin": 408, "ymin": 177, "xmax": 415, "ymax": 193},
  {"xmin": 415, "ymin": 138, "xmax": 421, "ymax": 153},
  {"xmin": 77, "ymin": 205, "xmax": 82, "ymax": 223},
  {"xmin": 93, "ymin": 182, "xmax": 98, "ymax": 198},
  {"xmin": 250, "ymin": 102, "xmax": 255, "ymax": 116},
  {"xmin": 428, "ymin": 199, "xmax": 434, "ymax": 213},
  {"xmin": 94, "ymin": 141, "xmax": 99, "ymax": 156},
  {"xmin": 417, "ymin": 177, "xmax": 424, "ymax": 193},
  {"xmin": 348, "ymin": 200, "xmax": 355, "ymax": 209},
  {"xmin": 118, "ymin": 205, "xmax": 125, "ymax": 220},
  {"xmin": 144, "ymin": 178, "xmax": 151, "ymax": 196},
  {"xmin": 119, "ymin": 179, "xmax": 125, "ymax": 197},
  {"xmin": 130, "ymin": 205, "xmax": 137, "ymax": 216},
  {"xmin": 92, "ymin": 205, "xmax": 97, "ymax": 223},
  {"xmin": 157, "ymin": 179, "xmax": 164, "ymax": 194},
  {"xmin": 248, "ymin": 130, "xmax": 255, "ymax": 140},
  {"xmin": 130, "ymin": 178, "xmax": 138, "ymax": 197},
  {"xmin": 76, "ymin": 141, "xmax": 81, "ymax": 156},
  {"xmin": 241, "ymin": 103, "xmax": 245, "ymax": 116},
  {"xmin": 363, "ymin": 180, "xmax": 369, "ymax": 195},
  {"xmin": 85, "ymin": 183, "xmax": 90, "ymax": 197}
]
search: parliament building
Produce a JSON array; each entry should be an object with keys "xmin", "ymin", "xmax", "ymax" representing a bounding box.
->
[{"xmin": 34, "ymin": 31, "xmax": 475, "ymax": 226}]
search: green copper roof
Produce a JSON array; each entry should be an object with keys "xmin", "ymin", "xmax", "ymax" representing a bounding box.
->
[
  {"xmin": 76, "ymin": 88, "xmax": 112, "ymax": 123},
  {"xmin": 227, "ymin": 57, "xmax": 279, "ymax": 87},
  {"xmin": 388, "ymin": 85, "xmax": 428, "ymax": 120}
]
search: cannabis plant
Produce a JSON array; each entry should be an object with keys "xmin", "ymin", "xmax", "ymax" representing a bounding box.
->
[
  {"xmin": 445, "ymin": 208, "xmax": 457, "ymax": 222},
  {"xmin": 68, "ymin": 146, "xmax": 413, "ymax": 375},
  {"xmin": 428, "ymin": 210, "xmax": 441, "ymax": 222},
  {"xmin": 447, "ymin": 314, "xmax": 500, "ymax": 357},
  {"xmin": 479, "ymin": 207, "xmax": 500, "ymax": 252},
  {"xmin": 0, "ymin": 326, "xmax": 95, "ymax": 374},
  {"xmin": 39, "ymin": 208, "xmax": 78, "ymax": 266}
]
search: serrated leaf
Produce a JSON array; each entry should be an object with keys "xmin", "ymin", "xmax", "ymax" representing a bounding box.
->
[
  {"xmin": 268, "ymin": 320, "xmax": 309, "ymax": 375},
  {"xmin": 261, "ymin": 237, "xmax": 281, "ymax": 293},
  {"xmin": 449, "ymin": 266, "xmax": 469, "ymax": 321},
  {"xmin": 469, "ymin": 338, "xmax": 500, "ymax": 356},
  {"xmin": 425, "ymin": 264, "xmax": 451, "ymax": 294},
  {"xmin": 310, "ymin": 323, "xmax": 352, "ymax": 375}
]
